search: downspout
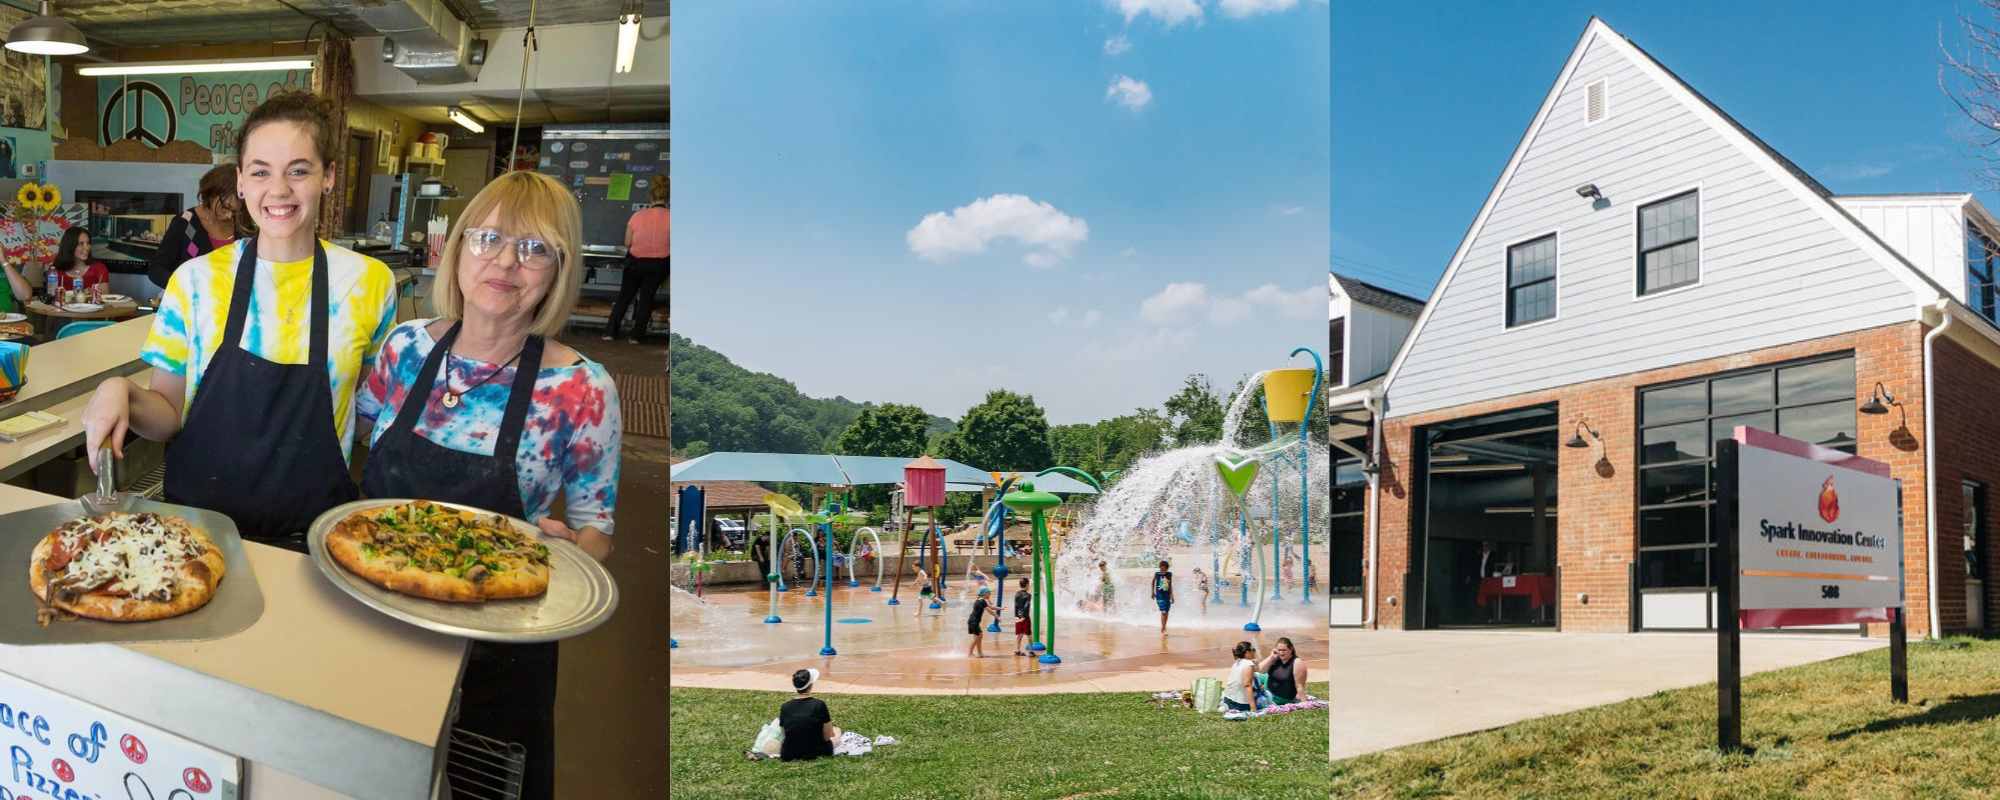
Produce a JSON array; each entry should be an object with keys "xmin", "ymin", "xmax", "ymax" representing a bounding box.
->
[
  {"xmin": 1923, "ymin": 296, "xmax": 1952, "ymax": 640},
  {"xmin": 1361, "ymin": 389, "xmax": 1385, "ymax": 628}
]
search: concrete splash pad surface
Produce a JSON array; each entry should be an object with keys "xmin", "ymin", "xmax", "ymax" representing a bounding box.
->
[{"xmin": 670, "ymin": 582, "xmax": 1329, "ymax": 695}]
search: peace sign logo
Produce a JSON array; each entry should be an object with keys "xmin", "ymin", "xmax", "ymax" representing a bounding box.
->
[{"xmin": 101, "ymin": 81, "xmax": 178, "ymax": 147}]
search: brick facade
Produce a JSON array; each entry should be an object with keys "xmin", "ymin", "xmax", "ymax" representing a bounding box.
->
[
  {"xmin": 1364, "ymin": 322, "xmax": 1947, "ymax": 635},
  {"xmin": 1928, "ymin": 336, "xmax": 2000, "ymax": 633}
]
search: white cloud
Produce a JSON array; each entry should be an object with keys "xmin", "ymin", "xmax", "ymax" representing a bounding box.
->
[
  {"xmin": 1121, "ymin": 246, "xmax": 1138, "ymax": 258},
  {"xmin": 1274, "ymin": 205, "xmax": 1305, "ymax": 216},
  {"xmin": 1049, "ymin": 307, "xmax": 1103, "ymax": 327},
  {"xmin": 1140, "ymin": 281, "xmax": 1323, "ymax": 325},
  {"xmin": 1108, "ymin": 0, "xmax": 1203, "ymax": 27},
  {"xmin": 906, "ymin": 194, "xmax": 1089, "ymax": 267},
  {"xmin": 1106, "ymin": 75, "xmax": 1153, "ymax": 111},
  {"xmin": 1104, "ymin": 35, "xmax": 1133, "ymax": 55},
  {"xmin": 1075, "ymin": 327, "xmax": 1199, "ymax": 367},
  {"xmin": 1217, "ymin": 0, "xmax": 1298, "ymax": 16},
  {"xmin": 1140, "ymin": 281, "xmax": 1211, "ymax": 324}
]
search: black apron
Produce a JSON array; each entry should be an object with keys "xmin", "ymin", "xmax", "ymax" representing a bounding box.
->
[
  {"xmin": 358, "ymin": 321, "xmax": 559, "ymax": 800},
  {"xmin": 164, "ymin": 239, "xmax": 357, "ymax": 552}
]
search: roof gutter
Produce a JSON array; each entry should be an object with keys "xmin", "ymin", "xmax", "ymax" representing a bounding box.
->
[
  {"xmin": 1360, "ymin": 387, "xmax": 1385, "ymax": 628},
  {"xmin": 1924, "ymin": 296, "xmax": 1952, "ymax": 640}
]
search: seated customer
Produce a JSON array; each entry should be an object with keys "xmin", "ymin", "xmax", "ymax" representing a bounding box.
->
[
  {"xmin": 780, "ymin": 668, "xmax": 842, "ymax": 761},
  {"xmin": 1223, "ymin": 641, "xmax": 1261, "ymax": 712},
  {"xmin": 50, "ymin": 227, "xmax": 110, "ymax": 294}
]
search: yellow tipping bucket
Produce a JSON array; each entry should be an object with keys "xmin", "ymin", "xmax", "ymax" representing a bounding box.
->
[{"xmin": 1262, "ymin": 368, "xmax": 1316, "ymax": 422}]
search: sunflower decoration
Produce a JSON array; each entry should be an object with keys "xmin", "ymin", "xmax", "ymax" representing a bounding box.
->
[
  {"xmin": 14, "ymin": 183, "xmax": 37, "ymax": 212},
  {"xmin": 36, "ymin": 184, "xmax": 59, "ymax": 213}
]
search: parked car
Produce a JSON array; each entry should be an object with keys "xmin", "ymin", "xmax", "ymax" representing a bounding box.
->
[{"xmin": 712, "ymin": 518, "xmax": 749, "ymax": 551}]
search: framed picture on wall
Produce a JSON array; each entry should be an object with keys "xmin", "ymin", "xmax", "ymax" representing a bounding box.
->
[{"xmin": 377, "ymin": 130, "xmax": 392, "ymax": 166}]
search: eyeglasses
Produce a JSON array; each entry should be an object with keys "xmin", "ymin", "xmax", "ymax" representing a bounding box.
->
[{"xmin": 462, "ymin": 227, "xmax": 562, "ymax": 270}]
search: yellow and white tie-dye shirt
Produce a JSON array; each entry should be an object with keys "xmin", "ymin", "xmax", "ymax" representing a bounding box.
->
[{"xmin": 141, "ymin": 240, "xmax": 399, "ymax": 461}]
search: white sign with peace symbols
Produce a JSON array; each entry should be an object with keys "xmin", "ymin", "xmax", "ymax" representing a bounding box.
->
[{"xmin": 0, "ymin": 669, "xmax": 240, "ymax": 800}]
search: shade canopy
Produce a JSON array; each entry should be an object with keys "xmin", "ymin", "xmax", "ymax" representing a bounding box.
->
[{"xmin": 670, "ymin": 452, "xmax": 1100, "ymax": 494}]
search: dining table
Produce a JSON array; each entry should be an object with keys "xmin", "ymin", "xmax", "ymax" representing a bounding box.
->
[{"xmin": 24, "ymin": 296, "xmax": 146, "ymax": 335}]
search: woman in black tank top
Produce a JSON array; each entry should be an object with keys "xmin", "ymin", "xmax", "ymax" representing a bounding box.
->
[{"xmin": 1259, "ymin": 637, "xmax": 1308, "ymax": 704}]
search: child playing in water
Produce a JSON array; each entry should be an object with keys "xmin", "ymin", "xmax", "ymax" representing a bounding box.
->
[
  {"xmin": 1012, "ymin": 577, "xmax": 1033, "ymax": 655},
  {"xmin": 1152, "ymin": 560, "xmax": 1174, "ymax": 633},
  {"xmin": 1098, "ymin": 561, "xmax": 1115, "ymax": 612},
  {"xmin": 916, "ymin": 567, "xmax": 939, "ymax": 616},
  {"xmin": 966, "ymin": 586, "xmax": 1002, "ymax": 658},
  {"xmin": 1194, "ymin": 567, "xmax": 1210, "ymax": 615}
]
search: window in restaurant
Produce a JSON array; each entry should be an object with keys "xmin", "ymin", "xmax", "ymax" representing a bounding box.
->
[
  {"xmin": 1968, "ymin": 221, "xmax": 1998, "ymax": 323},
  {"xmin": 1967, "ymin": 480, "xmax": 1989, "ymax": 631},
  {"xmin": 1331, "ymin": 457, "xmax": 1365, "ymax": 598},
  {"xmin": 1329, "ymin": 318, "xmax": 1346, "ymax": 386}
]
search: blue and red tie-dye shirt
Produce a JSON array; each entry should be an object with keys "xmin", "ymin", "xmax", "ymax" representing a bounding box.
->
[{"xmin": 356, "ymin": 319, "xmax": 622, "ymax": 535}]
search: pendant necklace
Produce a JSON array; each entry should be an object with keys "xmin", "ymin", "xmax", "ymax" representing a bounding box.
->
[{"xmin": 441, "ymin": 345, "xmax": 525, "ymax": 409}]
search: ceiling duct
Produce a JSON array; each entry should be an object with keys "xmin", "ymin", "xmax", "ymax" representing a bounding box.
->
[{"xmin": 338, "ymin": 0, "xmax": 486, "ymax": 85}]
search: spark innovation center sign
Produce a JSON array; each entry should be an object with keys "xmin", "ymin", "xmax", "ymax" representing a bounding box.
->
[{"xmin": 1713, "ymin": 427, "xmax": 1907, "ymax": 752}]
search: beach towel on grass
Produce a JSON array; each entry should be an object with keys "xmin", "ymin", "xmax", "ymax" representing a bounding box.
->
[{"xmin": 747, "ymin": 728, "xmax": 901, "ymax": 761}]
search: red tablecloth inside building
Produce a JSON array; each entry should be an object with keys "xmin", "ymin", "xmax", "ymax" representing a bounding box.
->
[{"xmin": 1477, "ymin": 575, "xmax": 1556, "ymax": 609}]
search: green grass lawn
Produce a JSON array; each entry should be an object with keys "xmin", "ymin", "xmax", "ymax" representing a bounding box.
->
[
  {"xmin": 1333, "ymin": 637, "xmax": 2000, "ymax": 799},
  {"xmin": 670, "ymin": 682, "xmax": 1330, "ymax": 799}
]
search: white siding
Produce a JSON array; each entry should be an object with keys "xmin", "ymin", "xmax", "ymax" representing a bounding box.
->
[
  {"xmin": 1386, "ymin": 31, "xmax": 1927, "ymax": 419},
  {"xmin": 1346, "ymin": 304, "xmax": 1413, "ymax": 385},
  {"xmin": 1834, "ymin": 196, "xmax": 1968, "ymax": 300}
]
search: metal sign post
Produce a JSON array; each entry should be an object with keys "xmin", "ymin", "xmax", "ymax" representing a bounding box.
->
[{"xmin": 1714, "ymin": 438, "xmax": 1742, "ymax": 753}]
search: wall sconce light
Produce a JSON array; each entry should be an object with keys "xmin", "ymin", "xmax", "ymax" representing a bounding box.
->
[
  {"xmin": 1360, "ymin": 459, "xmax": 1381, "ymax": 476},
  {"xmin": 1859, "ymin": 382, "xmax": 1899, "ymax": 415},
  {"xmin": 1575, "ymin": 183, "xmax": 1601, "ymax": 200},
  {"xmin": 1564, "ymin": 421, "xmax": 1602, "ymax": 449}
]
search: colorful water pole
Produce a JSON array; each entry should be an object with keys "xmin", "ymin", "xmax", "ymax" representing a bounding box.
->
[
  {"xmin": 820, "ymin": 499, "xmax": 840, "ymax": 656},
  {"xmin": 1003, "ymin": 481, "xmax": 1064, "ymax": 664},
  {"xmin": 761, "ymin": 493, "xmax": 803, "ymax": 624},
  {"xmin": 1215, "ymin": 451, "xmax": 1265, "ymax": 630},
  {"xmin": 847, "ymin": 526, "xmax": 885, "ymax": 589},
  {"xmin": 1261, "ymin": 348, "xmax": 1324, "ymax": 603}
]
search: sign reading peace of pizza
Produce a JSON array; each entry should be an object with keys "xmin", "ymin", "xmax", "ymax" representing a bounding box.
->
[{"xmin": 0, "ymin": 670, "xmax": 241, "ymax": 800}]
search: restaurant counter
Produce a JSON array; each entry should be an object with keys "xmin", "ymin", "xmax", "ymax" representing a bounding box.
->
[
  {"xmin": 0, "ymin": 316, "xmax": 469, "ymax": 798},
  {"xmin": 0, "ymin": 479, "xmax": 470, "ymax": 797}
]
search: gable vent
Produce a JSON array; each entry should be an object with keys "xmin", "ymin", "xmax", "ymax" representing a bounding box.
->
[{"xmin": 1586, "ymin": 79, "xmax": 1608, "ymax": 124}]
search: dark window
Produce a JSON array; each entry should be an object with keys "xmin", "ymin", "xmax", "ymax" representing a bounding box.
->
[
  {"xmin": 1638, "ymin": 191, "xmax": 1699, "ymax": 294},
  {"xmin": 1506, "ymin": 234, "xmax": 1557, "ymax": 326},
  {"xmin": 1635, "ymin": 354, "xmax": 1858, "ymax": 599},
  {"xmin": 1967, "ymin": 481, "xmax": 1988, "ymax": 584},
  {"xmin": 1329, "ymin": 318, "xmax": 1346, "ymax": 386},
  {"xmin": 1969, "ymin": 222, "xmax": 1998, "ymax": 322},
  {"xmin": 1331, "ymin": 458, "xmax": 1366, "ymax": 596}
]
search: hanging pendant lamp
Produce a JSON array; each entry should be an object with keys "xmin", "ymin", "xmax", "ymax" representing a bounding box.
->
[{"xmin": 6, "ymin": 0, "xmax": 88, "ymax": 56}]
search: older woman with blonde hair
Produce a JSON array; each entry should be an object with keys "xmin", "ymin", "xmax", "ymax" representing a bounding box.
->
[{"xmin": 354, "ymin": 168, "xmax": 621, "ymax": 799}]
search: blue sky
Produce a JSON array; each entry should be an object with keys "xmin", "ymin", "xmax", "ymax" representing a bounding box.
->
[
  {"xmin": 675, "ymin": 1, "xmax": 1330, "ymax": 425},
  {"xmin": 1333, "ymin": 2, "xmax": 2000, "ymax": 301}
]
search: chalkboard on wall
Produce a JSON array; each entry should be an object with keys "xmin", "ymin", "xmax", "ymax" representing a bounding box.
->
[{"xmin": 535, "ymin": 124, "xmax": 668, "ymax": 252}]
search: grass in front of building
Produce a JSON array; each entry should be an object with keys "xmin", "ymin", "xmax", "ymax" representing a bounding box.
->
[
  {"xmin": 670, "ymin": 682, "xmax": 1330, "ymax": 799},
  {"xmin": 1332, "ymin": 637, "xmax": 2000, "ymax": 798}
]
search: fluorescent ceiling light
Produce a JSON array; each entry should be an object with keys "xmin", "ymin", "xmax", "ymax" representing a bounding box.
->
[
  {"xmin": 79, "ymin": 58, "xmax": 316, "ymax": 76},
  {"xmin": 615, "ymin": 8, "xmax": 641, "ymax": 74},
  {"xmin": 448, "ymin": 107, "xmax": 485, "ymax": 134},
  {"xmin": 5, "ymin": 1, "xmax": 88, "ymax": 56}
]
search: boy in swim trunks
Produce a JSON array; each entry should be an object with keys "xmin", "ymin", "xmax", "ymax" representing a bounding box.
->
[
  {"xmin": 1012, "ymin": 577, "xmax": 1033, "ymax": 655},
  {"xmin": 1152, "ymin": 560, "xmax": 1174, "ymax": 633}
]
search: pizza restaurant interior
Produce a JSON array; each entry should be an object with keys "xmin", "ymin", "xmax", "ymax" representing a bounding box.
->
[{"xmin": 0, "ymin": 2, "xmax": 668, "ymax": 798}]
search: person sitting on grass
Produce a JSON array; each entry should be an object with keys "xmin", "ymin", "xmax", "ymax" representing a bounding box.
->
[
  {"xmin": 1222, "ymin": 641, "xmax": 1261, "ymax": 713},
  {"xmin": 1152, "ymin": 560, "xmax": 1174, "ymax": 633},
  {"xmin": 1012, "ymin": 577, "xmax": 1033, "ymax": 656},
  {"xmin": 780, "ymin": 669, "xmax": 841, "ymax": 762},
  {"xmin": 966, "ymin": 586, "xmax": 1002, "ymax": 658},
  {"xmin": 1193, "ymin": 567, "xmax": 1210, "ymax": 616},
  {"xmin": 1258, "ymin": 637, "xmax": 1308, "ymax": 705}
]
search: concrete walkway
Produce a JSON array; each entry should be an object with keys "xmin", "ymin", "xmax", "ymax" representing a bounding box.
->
[{"xmin": 1330, "ymin": 629, "xmax": 1886, "ymax": 760}]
